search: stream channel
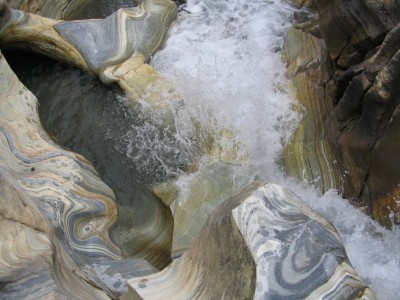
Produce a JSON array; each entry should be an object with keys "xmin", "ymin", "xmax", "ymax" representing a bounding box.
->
[{"xmin": 4, "ymin": 0, "xmax": 400, "ymax": 299}]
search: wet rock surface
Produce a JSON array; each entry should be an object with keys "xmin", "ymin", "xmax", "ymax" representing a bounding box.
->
[
  {"xmin": 128, "ymin": 183, "xmax": 375, "ymax": 300},
  {"xmin": 284, "ymin": 0, "xmax": 400, "ymax": 228},
  {"xmin": 0, "ymin": 0, "xmax": 379, "ymax": 298}
]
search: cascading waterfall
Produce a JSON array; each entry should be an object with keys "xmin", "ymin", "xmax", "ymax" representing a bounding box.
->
[
  {"xmin": 147, "ymin": 0, "xmax": 400, "ymax": 299},
  {"xmin": 2, "ymin": 0, "xmax": 399, "ymax": 298}
]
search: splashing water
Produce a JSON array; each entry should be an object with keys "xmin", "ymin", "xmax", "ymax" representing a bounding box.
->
[{"xmin": 149, "ymin": 0, "xmax": 400, "ymax": 299}]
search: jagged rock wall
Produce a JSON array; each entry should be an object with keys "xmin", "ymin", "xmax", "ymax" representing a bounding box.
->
[{"xmin": 284, "ymin": 0, "xmax": 400, "ymax": 228}]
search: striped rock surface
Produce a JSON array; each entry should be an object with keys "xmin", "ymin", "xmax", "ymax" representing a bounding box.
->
[
  {"xmin": 0, "ymin": 49, "xmax": 161, "ymax": 298},
  {"xmin": 5, "ymin": 0, "xmax": 94, "ymax": 19},
  {"xmin": 128, "ymin": 183, "xmax": 376, "ymax": 300},
  {"xmin": 283, "ymin": 0, "xmax": 400, "ymax": 228},
  {"xmin": 0, "ymin": 50, "xmax": 114, "ymax": 298},
  {"xmin": 5, "ymin": 0, "xmax": 144, "ymax": 20},
  {"xmin": 0, "ymin": 0, "xmax": 255, "ymax": 268},
  {"xmin": 0, "ymin": 0, "xmax": 178, "ymax": 101},
  {"xmin": 0, "ymin": 0, "xmax": 378, "ymax": 298},
  {"xmin": 0, "ymin": 0, "xmax": 182, "ymax": 269}
]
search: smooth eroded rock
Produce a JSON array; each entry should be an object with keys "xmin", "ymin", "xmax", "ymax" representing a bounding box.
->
[
  {"xmin": 0, "ymin": 50, "xmax": 162, "ymax": 297},
  {"xmin": 128, "ymin": 183, "xmax": 375, "ymax": 299}
]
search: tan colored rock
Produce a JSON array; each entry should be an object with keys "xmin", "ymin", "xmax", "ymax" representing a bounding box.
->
[
  {"xmin": 0, "ymin": 49, "xmax": 148, "ymax": 298},
  {"xmin": 155, "ymin": 159, "xmax": 255, "ymax": 256},
  {"xmin": 6, "ymin": 0, "xmax": 112, "ymax": 19},
  {"xmin": 128, "ymin": 183, "xmax": 376, "ymax": 300},
  {"xmin": 0, "ymin": 0, "xmax": 178, "ymax": 104},
  {"xmin": 283, "ymin": 27, "xmax": 348, "ymax": 194}
]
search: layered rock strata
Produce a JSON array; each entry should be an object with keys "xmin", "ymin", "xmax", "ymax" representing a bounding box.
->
[
  {"xmin": 0, "ymin": 50, "xmax": 122, "ymax": 298},
  {"xmin": 0, "ymin": 0, "xmax": 178, "ymax": 101},
  {"xmin": 6, "ymin": 0, "xmax": 95, "ymax": 19},
  {"xmin": 128, "ymin": 183, "xmax": 376, "ymax": 300},
  {"xmin": 6, "ymin": 0, "xmax": 184, "ymax": 20},
  {"xmin": 0, "ymin": 0, "xmax": 256, "ymax": 261},
  {"xmin": 283, "ymin": 0, "xmax": 400, "ymax": 227},
  {"xmin": 0, "ymin": 0, "xmax": 182, "ymax": 269},
  {"xmin": 0, "ymin": 0, "xmax": 379, "ymax": 298}
]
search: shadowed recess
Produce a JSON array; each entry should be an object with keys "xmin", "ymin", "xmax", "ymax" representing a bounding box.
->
[{"xmin": 4, "ymin": 51, "xmax": 178, "ymax": 269}]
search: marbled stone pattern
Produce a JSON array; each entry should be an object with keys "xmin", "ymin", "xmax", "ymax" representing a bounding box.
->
[
  {"xmin": 55, "ymin": 0, "xmax": 177, "ymax": 70},
  {"xmin": 0, "ymin": 51, "xmax": 162, "ymax": 298},
  {"xmin": 0, "ymin": 59, "xmax": 120, "ymax": 258},
  {"xmin": 233, "ymin": 184, "xmax": 374, "ymax": 299},
  {"xmin": 6, "ymin": 0, "xmax": 99, "ymax": 19},
  {"xmin": 0, "ymin": 0, "xmax": 178, "ymax": 98},
  {"xmin": 128, "ymin": 183, "xmax": 375, "ymax": 300},
  {"xmin": 283, "ymin": 0, "xmax": 400, "ymax": 228},
  {"xmin": 1, "ymin": 0, "xmax": 258, "ymax": 270},
  {"xmin": 0, "ymin": 0, "xmax": 379, "ymax": 297},
  {"xmin": 0, "ymin": 50, "xmax": 118, "ymax": 298}
]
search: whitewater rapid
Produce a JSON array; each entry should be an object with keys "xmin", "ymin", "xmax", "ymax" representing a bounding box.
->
[{"xmin": 146, "ymin": 0, "xmax": 400, "ymax": 299}]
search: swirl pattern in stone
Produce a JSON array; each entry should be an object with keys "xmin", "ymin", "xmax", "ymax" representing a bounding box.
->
[
  {"xmin": 0, "ymin": 50, "xmax": 161, "ymax": 297},
  {"xmin": 0, "ymin": 0, "xmax": 178, "ymax": 100},
  {"xmin": 128, "ymin": 183, "xmax": 376, "ymax": 300},
  {"xmin": 0, "ymin": 0, "xmax": 380, "ymax": 298}
]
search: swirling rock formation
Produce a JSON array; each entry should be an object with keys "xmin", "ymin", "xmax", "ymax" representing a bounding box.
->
[
  {"xmin": 5, "ymin": 0, "xmax": 146, "ymax": 20},
  {"xmin": 128, "ymin": 183, "xmax": 375, "ymax": 299},
  {"xmin": 0, "ymin": 0, "xmax": 378, "ymax": 298},
  {"xmin": 6, "ymin": 0, "xmax": 94, "ymax": 19},
  {"xmin": 0, "ymin": 50, "xmax": 120, "ymax": 298},
  {"xmin": 283, "ymin": 0, "xmax": 400, "ymax": 228},
  {"xmin": 0, "ymin": 0, "xmax": 178, "ymax": 101},
  {"xmin": 0, "ymin": 0, "xmax": 182, "ymax": 269},
  {"xmin": 0, "ymin": 42, "xmax": 165, "ymax": 296},
  {"xmin": 0, "ymin": 0, "xmax": 253, "ymax": 267},
  {"xmin": 2, "ymin": 0, "xmax": 255, "ymax": 264}
]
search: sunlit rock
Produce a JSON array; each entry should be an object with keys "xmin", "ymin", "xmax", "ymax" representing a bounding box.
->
[
  {"xmin": 0, "ymin": 50, "xmax": 162, "ymax": 297},
  {"xmin": 282, "ymin": 27, "xmax": 346, "ymax": 194},
  {"xmin": 283, "ymin": 0, "xmax": 400, "ymax": 228},
  {"xmin": 0, "ymin": 0, "xmax": 178, "ymax": 103},
  {"xmin": 6, "ymin": 0, "xmax": 98, "ymax": 19},
  {"xmin": 153, "ymin": 158, "xmax": 255, "ymax": 257},
  {"xmin": 128, "ymin": 183, "xmax": 376, "ymax": 300},
  {"xmin": 0, "ymin": 51, "xmax": 119, "ymax": 298},
  {"xmin": 0, "ymin": 0, "xmax": 183, "ymax": 269}
]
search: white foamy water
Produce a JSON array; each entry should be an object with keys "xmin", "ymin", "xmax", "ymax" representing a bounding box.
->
[{"xmin": 150, "ymin": 0, "xmax": 400, "ymax": 299}]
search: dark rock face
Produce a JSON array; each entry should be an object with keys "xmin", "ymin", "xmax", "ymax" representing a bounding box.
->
[{"xmin": 284, "ymin": 0, "xmax": 400, "ymax": 227}]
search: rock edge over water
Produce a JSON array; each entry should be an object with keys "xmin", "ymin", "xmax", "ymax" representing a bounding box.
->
[
  {"xmin": 0, "ymin": 0, "xmax": 378, "ymax": 298},
  {"xmin": 283, "ymin": 0, "xmax": 400, "ymax": 228}
]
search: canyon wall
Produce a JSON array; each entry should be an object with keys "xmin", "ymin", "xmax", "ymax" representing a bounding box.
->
[{"xmin": 284, "ymin": 0, "xmax": 400, "ymax": 228}]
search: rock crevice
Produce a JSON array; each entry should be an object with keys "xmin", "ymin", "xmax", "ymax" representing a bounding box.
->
[{"xmin": 284, "ymin": 0, "xmax": 400, "ymax": 227}]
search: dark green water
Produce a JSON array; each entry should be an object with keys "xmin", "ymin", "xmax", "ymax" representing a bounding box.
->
[{"xmin": 4, "ymin": 51, "xmax": 192, "ymax": 265}]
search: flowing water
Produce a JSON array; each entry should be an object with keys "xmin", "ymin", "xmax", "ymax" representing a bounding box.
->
[
  {"xmin": 150, "ymin": 0, "xmax": 400, "ymax": 299},
  {"xmin": 5, "ymin": 0, "xmax": 400, "ymax": 298}
]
